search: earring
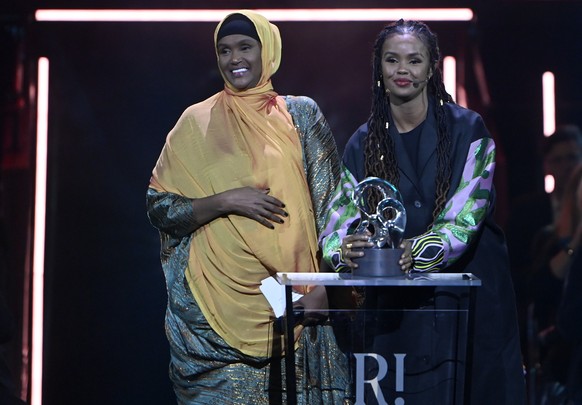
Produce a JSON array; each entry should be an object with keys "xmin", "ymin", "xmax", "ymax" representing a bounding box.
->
[{"xmin": 377, "ymin": 80, "xmax": 381, "ymax": 87}]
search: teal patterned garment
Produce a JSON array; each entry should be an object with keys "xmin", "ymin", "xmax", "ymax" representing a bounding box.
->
[{"xmin": 284, "ymin": 96, "xmax": 341, "ymax": 236}]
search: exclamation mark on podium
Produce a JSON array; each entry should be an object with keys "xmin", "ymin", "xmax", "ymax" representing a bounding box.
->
[{"xmin": 394, "ymin": 353, "xmax": 406, "ymax": 404}]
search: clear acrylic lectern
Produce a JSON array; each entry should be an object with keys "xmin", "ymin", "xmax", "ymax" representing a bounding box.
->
[{"xmin": 276, "ymin": 272, "xmax": 481, "ymax": 405}]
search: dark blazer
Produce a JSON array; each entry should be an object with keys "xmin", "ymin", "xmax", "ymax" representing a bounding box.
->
[{"xmin": 344, "ymin": 102, "xmax": 526, "ymax": 405}]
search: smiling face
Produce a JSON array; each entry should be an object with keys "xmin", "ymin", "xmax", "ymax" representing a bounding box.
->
[
  {"xmin": 381, "ymin": 33, "xmax": 432, "ymax": 102},
  {"xmin": 217, "ymin": 34, "xmax": 262, "ymax": 91}
]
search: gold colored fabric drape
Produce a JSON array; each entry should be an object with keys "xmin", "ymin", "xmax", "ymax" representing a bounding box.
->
[{"xmin": 149, "ymin": 10, "xmax": 318, "ymax": 357}]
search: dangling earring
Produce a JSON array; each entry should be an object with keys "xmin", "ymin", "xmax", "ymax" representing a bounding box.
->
[{"xmin": 377, "ymin": 80, "xmax": 381, "ymax": 87}]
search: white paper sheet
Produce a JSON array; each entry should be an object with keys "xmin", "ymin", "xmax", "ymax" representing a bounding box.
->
[{"xmin": 260, "ymin": 276, "xmax": 303, "ymax": 318}]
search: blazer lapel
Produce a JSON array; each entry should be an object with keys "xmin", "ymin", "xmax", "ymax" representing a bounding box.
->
[
  {"xmin": 417, "ymin": 106, "xmax": 438, "ymax": 181},
  {"xmin": 390, "ymin": 123, "xmax": 420, "ymax": 188},
  {"xmin": 389, "ymin": 104, "xmax": 438, "ymax": 200}
]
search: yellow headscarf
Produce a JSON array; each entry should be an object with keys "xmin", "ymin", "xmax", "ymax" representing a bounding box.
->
[{"xmin": 150, "ymin": 10, "xmax": 319, "ymax": 357}]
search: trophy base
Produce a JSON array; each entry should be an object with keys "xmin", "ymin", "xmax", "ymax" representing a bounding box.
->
[{"xmin": 352, "ymin": 248, "xmax": 404, "ymax": 277}]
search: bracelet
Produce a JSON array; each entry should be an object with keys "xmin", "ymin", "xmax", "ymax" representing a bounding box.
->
[{"xmin": 565, "ymin": 246, "xmax": 575, "ymax": 257}]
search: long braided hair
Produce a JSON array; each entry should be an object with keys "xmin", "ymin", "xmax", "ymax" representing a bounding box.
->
[{"xmin": 365, "ymin": 20, "xmax": 454, "ymax": 224}]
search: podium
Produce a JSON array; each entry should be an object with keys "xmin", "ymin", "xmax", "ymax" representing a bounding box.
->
[{"xmin": 276, "ymin": 272, "xmax": 481, "ymax": 405}]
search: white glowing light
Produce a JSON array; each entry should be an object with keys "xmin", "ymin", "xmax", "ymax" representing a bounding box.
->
[
  {"xmin": 32, "ymin": 57, "xmax": 49, "ymax": 405},
  {"xmin": 543, "ymin": 71, "xmax": 555, "ymax": 137},
  {"xmin": 35, "ymin": 8, "xmax": 474, "ymax": 22},
  {"xmin": 545, "ymin": 174, "xmax": 555, "ymax": 194},
  {"xmin": 456, "ymin": 85, "xmax": 468, "ymax": 109},
  {"xmin": 443, "ymin": 56, "xmax": 457, "ymax": 103}
]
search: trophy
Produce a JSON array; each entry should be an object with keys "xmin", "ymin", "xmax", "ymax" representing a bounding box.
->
[{"xmin": 351, "ymin": 177, "xmax": 407, "ymax": 277}]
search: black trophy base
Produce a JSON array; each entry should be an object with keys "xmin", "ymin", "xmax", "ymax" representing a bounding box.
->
[{"xmin": 352, "ymin": 248, "xmax": 404, "ymax": 277}]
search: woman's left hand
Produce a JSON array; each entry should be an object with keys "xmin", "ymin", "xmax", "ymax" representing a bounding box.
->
[{"xmin": 342, "ymin": 233, "xmax": 374, "ymax": 268}]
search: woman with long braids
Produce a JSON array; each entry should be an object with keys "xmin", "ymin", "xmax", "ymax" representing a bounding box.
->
[{"xmin": 320, "ymin": 20, "xmax": 526, "ymax": 403}]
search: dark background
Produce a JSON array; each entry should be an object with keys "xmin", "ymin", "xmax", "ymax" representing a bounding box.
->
[{"xmin": 1, "ymin": 0, "xmax": 582, "ymax": 404}]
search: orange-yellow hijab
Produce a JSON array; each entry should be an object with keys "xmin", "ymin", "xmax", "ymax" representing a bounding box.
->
[{"xmin": 150, "ymin": 10, "xmax": 319, "ymax": 357}]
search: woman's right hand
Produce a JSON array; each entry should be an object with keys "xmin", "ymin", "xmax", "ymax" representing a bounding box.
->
[
  {"xmin": 341, "ymin": 233, "xmax": 374, "ymax": 268},
  {"xmin": 220, "ymin": 187, "xmax": 288, "ymax": 229}
]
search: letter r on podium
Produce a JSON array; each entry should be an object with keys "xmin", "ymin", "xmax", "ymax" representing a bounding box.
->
[{"xmin": 354, "ymin": 353, "xmax": 406, "ymax": 405}]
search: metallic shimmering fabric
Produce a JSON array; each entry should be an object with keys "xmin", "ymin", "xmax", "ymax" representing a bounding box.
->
[
  {"xmin": 146, "ymin": 96, "xmax": 348, "ymax": 404},
  {"xmin": 284, "ymin": 95, "xmax": 341, "ymax": 235},
  {"xmin": 166, "ymin": 287, "xmax": 351, "ymax": 404}
]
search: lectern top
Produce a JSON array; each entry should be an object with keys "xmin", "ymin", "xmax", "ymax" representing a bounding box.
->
[{"xmin": 276, "ymin": 272, "xmax": 481, "ymax": 287}]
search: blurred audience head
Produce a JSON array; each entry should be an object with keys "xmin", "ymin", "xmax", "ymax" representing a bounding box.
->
[
  {"xmin": 542, "ymin": 124, "xmax": 582, "ymax": 195},
  {"xmin": 556, "ymin": 163, "xmax": 582, "ymax": 235}
]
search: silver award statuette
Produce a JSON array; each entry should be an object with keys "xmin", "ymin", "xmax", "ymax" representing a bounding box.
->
[{"xmin": 351, "ymin": 177, "xmax": 407, "ymax": 277}]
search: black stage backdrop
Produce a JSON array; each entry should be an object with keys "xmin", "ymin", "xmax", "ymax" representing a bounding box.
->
[{"xmin": 2, "ymin": 2, "xmax": 581, "ymax": 403}]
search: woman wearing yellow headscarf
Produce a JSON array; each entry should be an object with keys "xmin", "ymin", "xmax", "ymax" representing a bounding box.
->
[{"xmin": 147, "ymin": 10, "xmax": 350, "ymax": 404}]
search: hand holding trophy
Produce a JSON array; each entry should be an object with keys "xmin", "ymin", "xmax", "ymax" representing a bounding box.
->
[{"xmin": 350, "ymin": 177, "xmax": 407, "ymax": 277}]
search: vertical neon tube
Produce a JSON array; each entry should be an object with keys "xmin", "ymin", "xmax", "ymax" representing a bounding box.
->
[
  {"xmin": 544, "ymin": 174, "xmax": 555, "ymax": 194},
  {"xmin": 443, "ymin": 56, "xmax": 457, "ymax": 102},
  {"xmin": 542, "ymin": 71, "xmax": 556, "ymax": 193},
  {"xmin": 32, "ymin": 57, "xmax": 49, "ymax": 405},
  {"xmin": 542, "ymin": 71, "xmax": 555, "ymax": 137}
]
